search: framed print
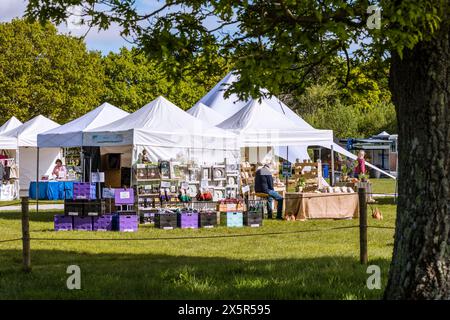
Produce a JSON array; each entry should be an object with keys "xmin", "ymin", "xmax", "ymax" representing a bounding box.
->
[
  {"xmin": 212, "ymin": 166, "xmax": 226, "ymax": 181},
  {"xmin": 201, "ymin": 166, "xmax": 211, "ymax": 181}
]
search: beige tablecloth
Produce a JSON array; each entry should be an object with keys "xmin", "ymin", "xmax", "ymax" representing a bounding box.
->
[{"xmin": 285, "ymin": 192, "xmax": 359, "ymax": 220}]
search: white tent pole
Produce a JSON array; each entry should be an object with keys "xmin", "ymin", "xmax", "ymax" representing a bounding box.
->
[
  {"xmin": 36, "ymin": 147, "xmax": 40, "ymax": 214},
  {"xmin": 330, "ymin": 144, "xmax": 335, "ymax": 186}
]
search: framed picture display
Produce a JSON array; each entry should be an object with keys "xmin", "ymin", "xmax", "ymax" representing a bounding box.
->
[
  {"xmin": 226, "ymin": 163, "xmax": 239, "ymax": 173},
  {"xmin": 226, "ymin": 176, "xmax": 238, "ymax": 186},
  {"xmin": 212, "ymin": 166, "xmax": 226, "ymax": 181},
  {"xmin": 201, "ymin": 166, "xmax": 211, "ymax": 181},
  {"xmin": 187, "ymin": 184, "xmax": 198, "ymax": 197},
  {"xmin": 146, "ymin": 164, "xmax": 160, "ymax": 179},
  {"xmin": 213, "ymin": 188, "xmax": 225, "ymax": 201},
  {"xmin": 226, "ymin": 188, "xmax": 237, "ymax": 199},
  {"xmin": 159, "ymin": 160, "xmax": 171, "ymax": 179}
]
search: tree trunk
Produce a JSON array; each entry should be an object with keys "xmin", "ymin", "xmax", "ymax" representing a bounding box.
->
[{"xmin": 384, "ymin": 18, "xmax": 450, "ymax": 299}]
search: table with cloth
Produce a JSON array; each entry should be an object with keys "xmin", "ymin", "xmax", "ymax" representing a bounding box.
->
[
  {"xmin": 284, "ymin": 192, "xmax": 359, "ymax": 220},
  {"xmin": 29, "ymin": 181, "xmax": 74, "ymax": 200}
]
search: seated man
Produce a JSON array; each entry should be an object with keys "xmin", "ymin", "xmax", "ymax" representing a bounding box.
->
[{"xmin": 254, "ymin": 163, "xmax": 283, "ymax": 219}]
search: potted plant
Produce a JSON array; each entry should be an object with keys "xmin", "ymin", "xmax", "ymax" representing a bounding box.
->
[
  {"xmin": 359, "ymin": 173, "xmax": 369, "ymax": 182},
  {"xmin": 296, "ymin": 177, "xmax": 307, "ymax": 192}
]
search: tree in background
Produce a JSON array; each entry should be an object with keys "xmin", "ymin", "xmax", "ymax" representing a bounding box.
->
[
  {"xmin": 27, "ymin": 0, "xmax": 450, "ymax": 299},
  {"xmin": 102, "ymin": 47, "xmax": 228, "ymax": 111},
  {"xmin": 0, "ymin": 19, "xmax": 105, "ymax": 124}
]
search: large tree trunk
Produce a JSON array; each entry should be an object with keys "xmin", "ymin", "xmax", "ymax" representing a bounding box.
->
[{"xmin": 384, "ymin": 17, "xmax": 450, "ymax": 299}]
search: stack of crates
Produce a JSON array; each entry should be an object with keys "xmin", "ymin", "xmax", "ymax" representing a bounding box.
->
[
  {"xmin": 113, "ymin": 188, "xmax": 138, "ymax": 232},
  {"xmin": 155, "ymin": 209, "xmax": 178, "ymax": 230},
  {"xmin": 218, "ymin": 199, "xmax": 244, "ymax": 228},
  {"xmin": 177, "ymin": 209, "xmax": 199, "ymax": 229},
  {"xmin": 73, "ymin": 182, "xmax": 96, "ymax": 200},
  {"xmin": 243, "ymin": 200, "xmax": 264, "ymax": 227},
  {"xmin": 198, "ymin": 210, "xmax": 219, "ymax": 228}
]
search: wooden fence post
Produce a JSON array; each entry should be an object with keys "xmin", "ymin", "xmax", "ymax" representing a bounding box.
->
[
  {"xmin": 358, "ymin": 187, "xmax": 368, "ymax": 264},
  {"xmin": 21, "ymin": 196, "xmax": 31, "ymax": 272}
]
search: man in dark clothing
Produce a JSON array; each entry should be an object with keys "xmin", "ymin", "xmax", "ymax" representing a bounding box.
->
[{"xmin": 254, "ymin": 163, "xmax": 283, "ymax": 219}]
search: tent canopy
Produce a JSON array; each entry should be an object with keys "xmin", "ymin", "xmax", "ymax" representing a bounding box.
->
[
  {"xmin": 37, "ymin": 102, "xmax": 129, "ymax": 147},
  {"xmin": 0, "ymin": 116, "xmax": 23, "ymax": 135},
  {"xmin": 83, "ymin": 96, "xmax": 238, "ymax": 151},
  {"xmin": 217, "ymin": 98, "xmax": 333, "ymax": 147},
  {"xmin": 187, "ymin": 102, "xmax": 227, "ymax": 126},
  {"xmin": 0, "ymin": 115, "xmax": 60, "ymax": 149}
]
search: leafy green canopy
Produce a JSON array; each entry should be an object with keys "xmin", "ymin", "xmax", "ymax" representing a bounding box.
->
[
  {"xmin": 26, "ymin": 0, "xmax": 447, "ymax": 100},
  {"xmin": 0, "ymin": 19, "xmax": 105, "ymax": 124}
]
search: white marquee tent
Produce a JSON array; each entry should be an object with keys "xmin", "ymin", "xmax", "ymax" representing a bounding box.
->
[
  {"xmin": 37, "ymin": 102, "xmax": 129, "ymax": 148},
  {"xmin": 0, "ymin": 116, "xmax": 23, "ymax": 135},
  {"xmin": 0, "ymin": 115, "xmax": 61, "ymax": 194},
  {"xmin": 199, "ymin": 71, "xmax": 396, "ymax": 179},
  {"xmin": 187, "ymin": 102, "xmax": 227, "ymax": 126},
  {"xmin": 217, "ymin": 98, "xmax": 333, "ymax": 147},
  {"xmin": 83, "ymin": 96, "xmax": 239, "ymax": 165}
]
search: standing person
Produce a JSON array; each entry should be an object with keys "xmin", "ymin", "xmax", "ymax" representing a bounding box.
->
[
  {"xmin": 52, "ymin": 159, "xmax": 67, "ymax": 180},
  {"xmin": 254, "ymin": 162, "xmax": 283, "ymax": 220},
  {"xmin": 138, "ymin": 149, "xmax": 150, "ymax": 163},
  {"xmin": 354, "ymin": 150, "xmax": 366, "ymax": 179}
]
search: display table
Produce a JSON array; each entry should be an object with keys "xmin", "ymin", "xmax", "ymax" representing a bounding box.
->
[
  {"xmin": 284, "ymin": 192, "xmax": 359, "ymax": 220},
  {"xmin": 29, "ymin": 181, "xmax": 75, "ymax": 200}
]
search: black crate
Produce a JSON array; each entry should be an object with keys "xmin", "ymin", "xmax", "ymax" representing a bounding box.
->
[
  {"xmin": 154, "ymin": 212, "xmax": 178, "ymax": 230},
  {"xmin": 64, "ymin": 199, "xmax": 84, "ymax": 216},
  {"xmin": 244, "ymin": 211, "xmax": 263, "ymax": 227},
  {"xmin": 198, "ymin": 211, "xmax": 218, "ymax": 228},
  {"xmin": 84, "ymin": 199, "xmax": 106, "ymax": 216},
  {"xmin": 140, "ymin": 210, "xmax": 158, "ymax": 224}
]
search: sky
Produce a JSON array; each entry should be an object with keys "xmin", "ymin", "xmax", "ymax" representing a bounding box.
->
[{"xmin": 0, "ymin": 0, "xmax": 162, "ymax": 54}]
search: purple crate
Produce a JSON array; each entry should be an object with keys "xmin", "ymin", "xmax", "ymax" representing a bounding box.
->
[
  {"xmin": 117, "ymin": 215, "xmax": 138, "ymax": 232},
  {"xmin": 73, "ymin": 216, "xmax": 93, "ymax": 231},
  {"xmin": 178, "ymin": 211, "xmax": 199, "ymax": 229},
  {"xmin": 92, "ymin": 215, "xmax": 113, "ymax": 231},
  {"xmin": 114, "ymin": 188, "xmax": 134, "ymax": 205},
  {"xmin": 54, "ymin": 215, "xmax": 73, "ymax": 231},
  {"xmin": 73, "ymin": 182, "xmax": 96, "ymax": 200}
]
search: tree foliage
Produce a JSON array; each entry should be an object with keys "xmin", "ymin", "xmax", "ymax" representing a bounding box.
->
[
  {"xmin": 102, "ymin": 47, "xmax": 228, "ymax": 112},
  {"xmin": 0, "ymin": 19, "xmax": 105, "ymax": 124},
  {"xmin": 25, "ymin": 0, "xmax": 447, "ymax": 99}
]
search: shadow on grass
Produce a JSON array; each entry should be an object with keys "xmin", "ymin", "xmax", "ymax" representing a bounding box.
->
[
  {"xmin": 0, "ymin": 211, "xmax": 58, "ymax": 222},
  {"xmin": 0, "ymin": 248, "xmax": 389, "ymax": 300},
  {"xmin": 372, "ymin": 197, "xmax": 397, "ymax": 205}
]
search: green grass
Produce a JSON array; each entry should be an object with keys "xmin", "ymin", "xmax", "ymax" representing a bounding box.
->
[
  {"xmin": 0, "ymin": 198, "xmax": 396, "ymax": 300},
  {"xmin": 369, "ymin": 179, "xmax": 397, "ymax": 195},
  {"xmin": 0, "ymin": 200, "xmax": 64, "ymax": 207}
]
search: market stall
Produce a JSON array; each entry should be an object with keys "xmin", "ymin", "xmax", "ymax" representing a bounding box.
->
[
  {"xmin": 31, "ymin": 102, "xmax": 130, "ymax": 200},
  {"xmin": 284, "ymin": 192, "xmax": 359, "ymax": 220},
  {"xmin": 77, "ymin": 96, "xmax": 241, "ymax": 229},
  {"xmin": 0, "ymin": 117, "xmax": 23, "ymax": 201},
  {"xmin": 0, "ymin": 115, "xmax": 61, "ymax": 198}
]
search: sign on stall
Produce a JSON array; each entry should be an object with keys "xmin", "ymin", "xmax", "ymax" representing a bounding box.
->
[
  {"xmin": 91, "ymin": 172, "xmax": 105, "ymax": 183},
  {"xmin": 282, "ymin": 161, "xmax": 292, "ymax": 177}
]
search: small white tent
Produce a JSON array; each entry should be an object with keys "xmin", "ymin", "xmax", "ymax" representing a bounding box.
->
[
  {"xmin": 0, "ymin": 115, "xmax": 61, "ymax": 194},
  {"xmin": 187, "ymin": 102, "xmax": 227, "ymax": 126},
  {"xmin": 0, "ymin": 116, "xmax": 23, "ymax": 135},
  {"xmin": 37, "ymin": 102, "xmax": 129, "ymax": 148},
  {"xmin": 83, "ymin": 96, "xmax": 239, "ymax": 165}
]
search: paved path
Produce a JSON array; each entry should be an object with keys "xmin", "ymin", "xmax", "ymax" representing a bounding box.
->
[{"xmin": 0, "ymin": 204, "xmax": 64, "ymax": 211}]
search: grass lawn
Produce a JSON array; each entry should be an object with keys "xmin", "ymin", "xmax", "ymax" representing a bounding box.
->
[
  {"xmin": 369, "ymin": 179, "xmax": 397, "ymax": 195},
  {"xmin": 0, "ymin": 198, "xmax": 396, "ymax": 300}
]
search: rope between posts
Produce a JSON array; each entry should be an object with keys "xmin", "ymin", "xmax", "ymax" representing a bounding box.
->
[
  {"xmin": 28, "ymin": 225, "xmax": 359, "ymax": 241},
  {"xmin": 0, "ymin": 238, "xmax": 22, "ymax": 243},
  {"xmin": 0, "ymin": 225, "xmax": 394, "ymax": 244}
]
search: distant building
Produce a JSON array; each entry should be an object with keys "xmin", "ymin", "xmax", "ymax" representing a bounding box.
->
[{"xmin": 339, "ymin": 131, "xmax": 398, "ymax": 177}]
